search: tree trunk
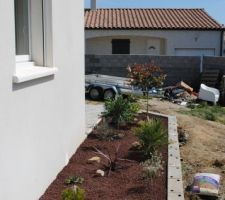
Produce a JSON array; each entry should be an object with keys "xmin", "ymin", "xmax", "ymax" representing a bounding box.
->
[{"xmin": 146, "ymin": 87, "xmax": 149, "ymax": 121}]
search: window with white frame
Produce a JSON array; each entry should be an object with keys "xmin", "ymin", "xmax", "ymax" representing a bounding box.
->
[
  {"xmin": 15, "ymin": 0, "xmax": 30, "ymax": 58},
  {"xmin": 13, "ymin": 0, "xmax": 57, "ymax": 84}
]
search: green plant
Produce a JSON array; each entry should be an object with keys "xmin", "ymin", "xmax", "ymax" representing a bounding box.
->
[
  {"xmin": 62, "ymin": 186, "xmax": 85, "ymax": 200},
  {"xmin": 123, "ymin": 94, "xmax": 138, "ymax": 103},
  {"xmin": 180, "ymin": 103, "xmax": 225, "ymax": 125},
  {"xmin": 128, "ymin": 61, "xmax": 166, "ymax": 117},
  {"xmin": 64, "ymin": 176, "xmax": 84, "ymax": 185},
  {"xmin": 93, "ymin": 145, "xmax": 136, "ymax": 176},
  {"xmin": 204, "ymin": 111, "xmax": 216, "ymax": 121},
  {"xmin": 134, "ymin": 120, "xmax": 167, "ymax": 157},
  {"xmin": 103, "ymin": 95, "xmax": 139, "ymax": 127},
  {"xmin": 94, "ymin": 121, "xmax": 124, "ymax": 141},
  {"xmin": 187, "ymin": 103, "xmax": 196, "ymax": 109},
  {"xmin": 94, "ymin": 145, "xmax": 121, "ymax": 174},
  {"xmin": 198, "ymin": 101, "xmax": 208, "ymax": 108},
  {"xmin": 141, "ymin": 152, "xmax": 164, "ymax": 179}
]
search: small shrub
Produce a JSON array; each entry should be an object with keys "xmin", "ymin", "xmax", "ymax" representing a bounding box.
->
[
  {"xmin": 123, "ymin": 94, "xmax": 138, "ymax": 103},
  {"xmin": 93, "ymin": 145, "xmax": 136, "ymax": 176},
  {"xmin": 62, "ymin": 186, "xmax": 85, "ymax": 200},
  {"xmin": 64, "ymin": 176, "xmax": 84, "ymax": 185},
  {"xmin": 94, "ymin": 121, "xmax": 123, "ymax": 141},
  {"xmin": 103, "ymin": 95, "xmax": 139, "ymax": 127},
  {"xmin": 93, "ymin": 145, "xmax": 121, "ymax": 173},
  {"xmin": 134, "ymin": 120, "xmax": 167, "ymax": 157},
  {"xmin": 141, "ymin": 153, "xmax": 164, "ymax": 179}
]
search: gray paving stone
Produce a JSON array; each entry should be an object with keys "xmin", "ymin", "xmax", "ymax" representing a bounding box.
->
[{"xmin": 85, "ymin": 102, "xmax": 104, "ymax": 134}]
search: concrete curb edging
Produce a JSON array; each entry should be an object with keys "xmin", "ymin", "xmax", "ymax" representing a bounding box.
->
[
  {"xmin": 148, "ymin": 111, "xmax": 184, "ymax": 200},
  {"xmin": 86, "ymin": 110, "xmax": 184, "ymax": 200},
  {"xmin": 85, "ymin": 117, "xmax": 102, "ymax": 135}
]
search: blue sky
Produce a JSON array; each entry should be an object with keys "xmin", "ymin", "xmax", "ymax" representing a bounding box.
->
[{"xmin": 85, "ymin": 0, "xmax": 225, "ymax": 24}]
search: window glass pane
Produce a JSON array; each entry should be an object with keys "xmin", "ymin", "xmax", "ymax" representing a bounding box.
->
[
  {"xmin": 112, "ymin": 39, "xmax": 130, "ymax": 54},
  {"xmin": 15, "ymin": 0, "xmax": 30, "ymax": 55}
]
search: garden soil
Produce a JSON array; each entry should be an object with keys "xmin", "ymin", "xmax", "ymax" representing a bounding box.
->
[{"xmin": 40, "ymin": 115, "xmax": 168, "ymax": 200}]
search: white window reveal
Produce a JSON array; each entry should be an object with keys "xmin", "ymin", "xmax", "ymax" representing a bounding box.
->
[{"xmin": 13, "ymin": 0, "xmax": 57, "ymax": 84}]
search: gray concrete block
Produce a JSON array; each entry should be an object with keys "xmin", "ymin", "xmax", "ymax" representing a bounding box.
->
[
  {"xmin": 168, "ymin": 156, "xmax": 182, "ymax": 167},
  {"xmin": 168, "ymin": 178, "xmax": 184, "ymax": 194},
  {"xmin": 168, "ymin": 143, "xmax": 180, "ymax": 152},
  {"xmin": 168, "ymin": 166, "xmax": 183, "ymax": 179},
  {"xmin": 168, "ymin": 192, "xmax": 184, "ymax": 200},
  {"xmin": 169, "ymin": 145, "xmax": 180, "ymax": 157},
  {"xmin": 168, "ymin": 135, "xmax": 179, "ymax": 143},
  {"xmin": 167, "ymin": 115, "xmax": 184, "ymax": 200}
]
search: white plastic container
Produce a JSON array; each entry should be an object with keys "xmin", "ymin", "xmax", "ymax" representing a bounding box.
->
[{"xmin": 198, "ymin": 84, "xmax": 220, "ymax": 105}]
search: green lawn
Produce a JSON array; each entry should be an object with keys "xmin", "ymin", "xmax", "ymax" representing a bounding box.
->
[{"xmin": 180, "ymin": 103, "xmax": 225, "ymax": 125}]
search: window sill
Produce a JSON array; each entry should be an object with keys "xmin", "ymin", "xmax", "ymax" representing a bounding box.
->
[{"xmin": 13, "ymin": 65, "xmax": 58, "ymax": 83}]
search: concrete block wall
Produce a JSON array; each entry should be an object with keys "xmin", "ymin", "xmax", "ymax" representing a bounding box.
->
[
  {"xmin": 86, "ymin": 55, "xmax": 225, "ymax": 88},
  {"xmin": 86, "ymin": 55, "xmax": 201, "ymax": 88},
  {"xmin": 203, "ymin": 56, "xmax": 225, "ymax": 74}
]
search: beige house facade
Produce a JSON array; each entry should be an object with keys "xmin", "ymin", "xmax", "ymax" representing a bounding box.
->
[
  {"xmin": 85, "ymin": 8, "xmax": 224, "ymax": 57},
  {"xmin": 86, "ymin": 30, "xmax": 222, "ymax": 56}
]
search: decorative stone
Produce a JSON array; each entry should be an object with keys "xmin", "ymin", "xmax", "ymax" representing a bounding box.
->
[
  {"xmin": 96, "ymin": 169, "xmax": 105, "ymax": 177},
  {"xmin": 87, "ymin": 156, "xmax": 101, "ymax": 164},
  {"xmin": 117, "ymin": 133, "xmax": 125, "ymax": 139},
  {"xmin": 131, "ymin": 141, "xmax": 141, "ymax": 149},
  {"xmin": 134, "ymin": 118, "xmax": 138, "ymax": 122}
]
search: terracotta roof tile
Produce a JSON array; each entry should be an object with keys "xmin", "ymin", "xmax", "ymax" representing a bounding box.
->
[{"xmin": 85, "ymin": 8, "xmax": 224, "ymax": 30}]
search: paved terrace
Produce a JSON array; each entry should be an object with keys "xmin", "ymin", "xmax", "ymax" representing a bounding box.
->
[{"xmin": 85, "ymin": 100, "xmax": 104, "ymax": 134}]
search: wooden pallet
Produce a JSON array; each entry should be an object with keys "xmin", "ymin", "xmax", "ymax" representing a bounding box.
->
[{"xmin": 201, "ymin": 69, "xmax": 220, "ymax": 87}]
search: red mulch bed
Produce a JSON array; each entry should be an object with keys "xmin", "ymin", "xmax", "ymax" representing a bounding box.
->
[{"xmin": 40, "ymin": 114, "xmax": 168, "ymax": 200}]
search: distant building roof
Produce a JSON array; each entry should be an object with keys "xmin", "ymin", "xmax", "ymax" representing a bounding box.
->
[{"xmin": 85, "ymin": 8, "xmax": 224, "ymax": 30}]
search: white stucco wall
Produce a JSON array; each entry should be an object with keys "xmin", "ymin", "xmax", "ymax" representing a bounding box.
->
[
  {"xmin": 85, "ymin": 29, "xmax": 221, "ymax": 56},
  {"xmin": 0, "ymin": 1, "xmax": 84, "ymax": 200}
]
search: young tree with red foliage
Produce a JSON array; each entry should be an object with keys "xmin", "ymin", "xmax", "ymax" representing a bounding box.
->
[{"xmin": 127, "ymin": 61, "xmax": 166, "ymax": 118}]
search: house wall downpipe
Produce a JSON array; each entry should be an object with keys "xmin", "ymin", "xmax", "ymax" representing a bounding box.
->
[
  {"xmin": 200, "ymin": 55, "xmax": 203, "ymax": 73},
  {"xmin": 91, "ymin": 0, "xmax": 97, "ymax": 10},
  {"xmin": 220, "ymin": 30, "xmax": 224, "ymax": 56}
]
